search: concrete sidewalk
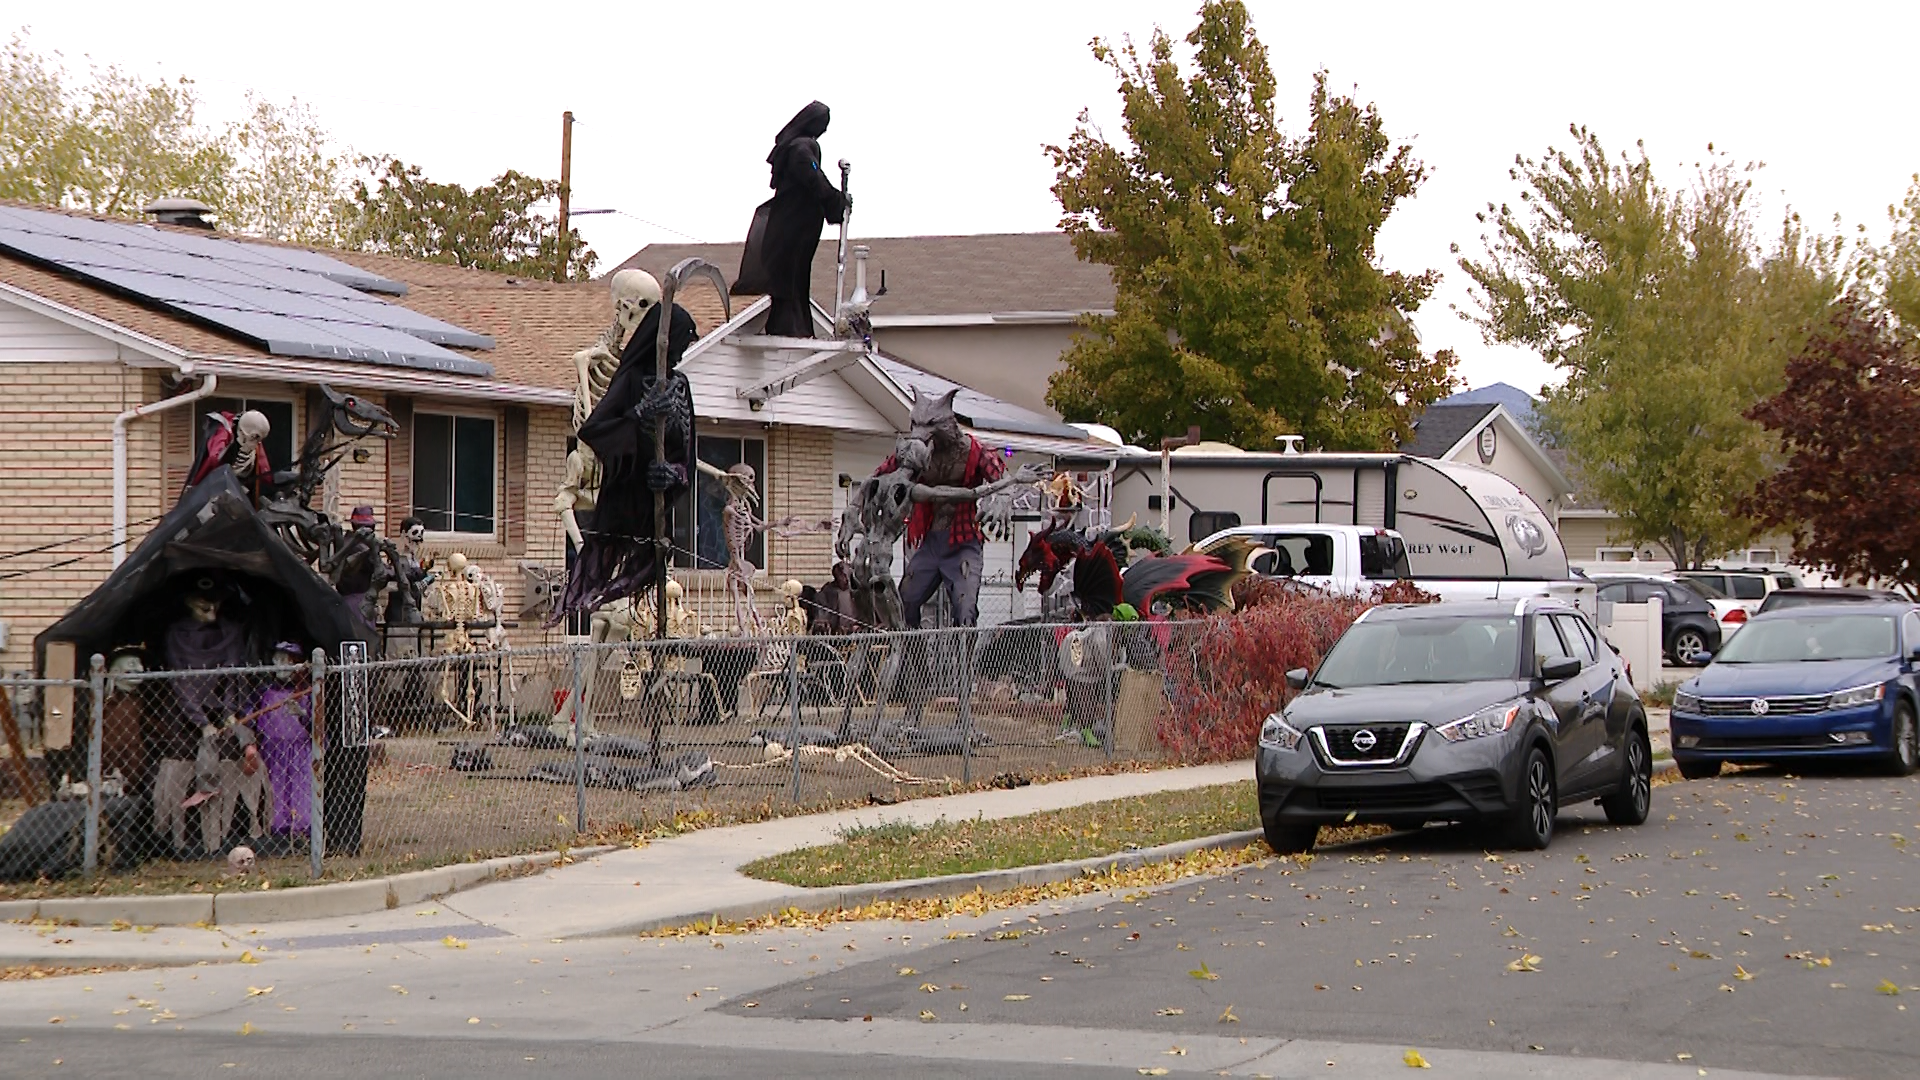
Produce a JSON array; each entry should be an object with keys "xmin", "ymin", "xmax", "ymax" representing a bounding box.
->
[{"xmin": 0, "ymin": 761, "xmax": 1250, "ymax": 965}]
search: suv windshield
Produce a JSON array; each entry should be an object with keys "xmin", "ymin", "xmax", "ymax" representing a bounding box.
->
[
  {"xmin": 1677, "ymin": 578, "xmax": 1729, "ymax": 600},
  {"xmin": 1713, "ymin": 614, "xmax": 1896, "ymax": 663},
  {"xmin": 1314, "ymin": 616, "xmax": 1520, "ymax": 688}
]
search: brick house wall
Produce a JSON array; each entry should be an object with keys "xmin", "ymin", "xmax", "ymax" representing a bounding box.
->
[{"xmin": 0, "ymin": 363, "xmax": 162, "ymax": 672}]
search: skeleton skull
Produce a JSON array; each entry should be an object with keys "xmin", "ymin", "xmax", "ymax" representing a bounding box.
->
[
  {"xmin": 226, "ymin": 845, "xmax": 256, "ymax": 874},
  {"xmin": 722, "ymin": 463, "xmax": 760, "ymax": 507},
  {"xmin": 611, "ymin": 270, "xmax": 663, "ymax": 341},
  {"xmin": 445, "ymin": 552, "xmax": 469, "ymax": 577},
  {"xmin": 235, "ymin": 410, "xmax": 270, "ymax": 449}
]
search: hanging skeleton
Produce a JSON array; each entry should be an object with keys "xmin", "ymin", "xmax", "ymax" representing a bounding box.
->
[{"xmin": 719, "ymin": 463, "xmax": 827, "ymax": 636}]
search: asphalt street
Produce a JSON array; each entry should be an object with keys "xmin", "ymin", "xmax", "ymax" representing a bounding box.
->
[
  {"xmin": 0, "ymin": 769, "xmax": 1910, "ymax": 1078},
  {"xmin": 738, "ymin": 770, "xmax": 1918, "ymax": 1078}
]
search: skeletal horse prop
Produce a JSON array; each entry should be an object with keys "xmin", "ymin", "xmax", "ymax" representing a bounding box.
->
[{"xmin": 233, "ymin": 385, "xmax": 402, "ymax": 593}]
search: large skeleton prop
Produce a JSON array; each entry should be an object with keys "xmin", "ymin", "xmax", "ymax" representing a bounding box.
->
[{"xmin": 423, "ymin": 553, "xmax": 489, "ymax": 729}]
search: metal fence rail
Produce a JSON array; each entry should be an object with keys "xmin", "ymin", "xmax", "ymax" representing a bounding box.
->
[{"xmin": 1, "ymin": 622, "xmax": 1206, "ymax": 886}]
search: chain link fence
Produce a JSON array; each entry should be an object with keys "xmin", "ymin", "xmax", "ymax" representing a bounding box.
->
[{"xmin": 0, "ymin": 622, "xmax": 1215, "ymax": 887}]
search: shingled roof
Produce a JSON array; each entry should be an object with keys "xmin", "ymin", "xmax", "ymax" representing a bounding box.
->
[
  {"xmin": 0, "ymin": 201, "xmax": 745, "ymax": 399},
  {"xmin": 1396, "ymin": 402, "xmax": 1499, "ymax": 458},
  {"xmin": 617, "ymin": 232, "xmax": 1117, "ymax": 319}
]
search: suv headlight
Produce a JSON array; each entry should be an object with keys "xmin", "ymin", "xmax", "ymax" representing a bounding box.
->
[
  {"xmin": 1673, "ymin": 689, "xmax": 1702, "ymax": 714},
  {"xmin": 1259, "ymin": 713, "xmax": 1304, "ymax": 752},
  {"xmin": 1828, "ymin": 682, "xmax": 1886, "ymax": 710},
  {"xmin": 1436, "ymin": 702, "xmax": 1521, "ymax": 743}
]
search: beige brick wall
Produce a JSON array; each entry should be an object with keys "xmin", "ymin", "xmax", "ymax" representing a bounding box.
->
[
  {"xmin": 0, "ymin": 364, "xmax": 164, "ymax": 674},
  {"xmin": 0, "ymin": 368, "xmax": 577, "ymax": 670}
]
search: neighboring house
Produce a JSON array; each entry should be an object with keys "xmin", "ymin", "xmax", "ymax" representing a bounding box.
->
[
  {"xmin": 619, "ymin": 232, "xmax": 1115, "ymax": 420},
  {"xmin": 0, "ymin": 203, "xmax": 1107, "ymax": 673},
  {"xmin": 1396, "ymin": 396, "xmax": 1572, "ymax": 523}
]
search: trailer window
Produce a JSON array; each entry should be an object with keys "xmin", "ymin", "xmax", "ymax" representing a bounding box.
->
[
  {"xmin": 1188, "ymin": 511, "xmax": 1241, "ymax": 543},
  {"xmin": 1359, "ymin": 533, "xmax": 1411, "ymax": 580}
]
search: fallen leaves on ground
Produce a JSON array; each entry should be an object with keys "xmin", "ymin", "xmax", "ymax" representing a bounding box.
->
[
  {"xmin": 1404, "ymin": 1048, "xmax": 1432, "ymax": 1068},
  {"xmin": 1505, "ymin": 954, "xmax": 1542, "ymax": 973},
  {"xmin": 442, "ymin": 936, "xmax": 468, "ymax": 949},
  {"xmin": 1877, "ymin": 980, "xmax": 1901, "ymax": 996},
  {"xmin": 1218, "ymin": 1005, "xmax": 1238, "ymax": 1023},
  {"xmin": 1189, "ymin": 961, "xmax": 1219, "ymax": 981},
  {"xmin": 1004, "ymin": 994, "xmax": 1031, "ymax": 1001},
  {"xmin": 639, "ymin": 844, "xmax": 1273, "ymax": 937}
]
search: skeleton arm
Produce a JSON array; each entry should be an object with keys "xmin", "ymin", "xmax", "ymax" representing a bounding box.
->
[{"xmin": 836, "ymin": 478, "xmax": 869, "ymax": 560}]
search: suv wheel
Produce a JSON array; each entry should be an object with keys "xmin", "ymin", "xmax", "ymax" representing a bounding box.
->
[
  {"xmin": 1503, "ymin": 747, "xmax": 1556, "ymax": 850},
  {"xmin": 1601, "ymin": 726, "xmax": 1652, "ymax": 826},
  {"xmin": 1263, "ymin": 822, "xmax": 1318, "ymax": 855},
  {"xmin": 1669, "ymin": 627, "xmax": 1709, "ymax": 665},
  {"xmin": 1677, "ymin": 757, "xmax": 1721, "ymax": 780},
  {"xmin": 1885, "ymin": 701, "xmax": 1919, "ymax": 777}
]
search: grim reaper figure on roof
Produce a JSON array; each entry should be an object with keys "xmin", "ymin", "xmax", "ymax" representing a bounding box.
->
[{"xmin": 732, "ymin": 101, "xmax": 850, "ymax": 338}]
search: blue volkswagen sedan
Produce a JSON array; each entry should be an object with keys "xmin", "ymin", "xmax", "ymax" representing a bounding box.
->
[{"xmin": 1671, "ymin": 602, "xmax": 1920, "ymax": 778}]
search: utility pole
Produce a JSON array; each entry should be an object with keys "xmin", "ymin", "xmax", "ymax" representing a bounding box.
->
[{"xmin": 558, "ymin": 110, "xmax": 574, "ymax": 281}]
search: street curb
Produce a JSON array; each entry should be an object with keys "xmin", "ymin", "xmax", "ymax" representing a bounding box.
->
[
  {"xmin": 2, "ymin": 845, "xmax": 620, "ymax": 929},
  {"xmin": 595, "ymin": 828, "xmax": 1270, "ymax": 939}
]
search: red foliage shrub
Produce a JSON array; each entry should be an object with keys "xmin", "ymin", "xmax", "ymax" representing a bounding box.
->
[{"xmin": 1155, "ymin": 579, "xmax": 1439, "ymax": 762}]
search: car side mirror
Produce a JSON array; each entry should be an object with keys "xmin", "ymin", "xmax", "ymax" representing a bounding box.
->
[
  {"xmin": 1540, "ymin": 657, "xmax": 1582, "ymax": 683},
  {"xmin": 1285, "ymin": 668, "xmax": 1309, "ymax": 691},
  {"xmin": 1691, "ymin": 650, "xmax": 1714, "ymax": 664}
]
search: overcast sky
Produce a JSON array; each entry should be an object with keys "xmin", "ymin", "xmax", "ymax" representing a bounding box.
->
[{"xmin": 16, "ymin": 1, "xmax": 1919, "ymax": 395}]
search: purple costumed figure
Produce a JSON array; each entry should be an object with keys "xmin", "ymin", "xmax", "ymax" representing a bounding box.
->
[{"xmin": 254, "ymin": 641, "xmax": 313, "ymax": 839}]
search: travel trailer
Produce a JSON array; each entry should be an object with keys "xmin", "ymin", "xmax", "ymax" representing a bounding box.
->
[{"xmin": 1109, "ymin": 444, "xmax": 1572, "ymax": 581}]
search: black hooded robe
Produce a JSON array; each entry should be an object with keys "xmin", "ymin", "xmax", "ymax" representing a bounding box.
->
[
  {"xmin": 733, "ymin": 101, "xmax": 846, "ymax": 338},
  {"xmin": 553, "ymin": 302, "xmax": 699, "ymax": 621}
]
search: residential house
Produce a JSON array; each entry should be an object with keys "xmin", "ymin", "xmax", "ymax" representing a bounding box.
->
[
  {"xmin": 1395, "ymin": 388, "xmax": 1573, "ymax": 524},
  {"xmin": 0, "ymin": 203, "xmax": 1107, "ymax": 675},
  {"xmin": 619, "ymin": 232, "xmax": 1114, "ymax": 420}
]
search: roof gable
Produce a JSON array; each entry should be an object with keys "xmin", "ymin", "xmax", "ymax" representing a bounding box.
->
[{"xmin": 618, "ymin": 232, "xmax": 1116, "ymax": 319}]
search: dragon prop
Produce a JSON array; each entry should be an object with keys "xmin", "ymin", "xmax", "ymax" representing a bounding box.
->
[{"xmin": 1015, "ymin": 520, "xmax": 1260, "ymax": 619}]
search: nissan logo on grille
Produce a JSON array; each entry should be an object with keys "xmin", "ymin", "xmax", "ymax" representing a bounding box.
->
[
  {"xmin": 1351, "ymin": 729, "xmax": 1378, "ymax": 752},
  {"xmin": 1749, "ymin": 698, "xmax": 1770, "ymax": 716}
]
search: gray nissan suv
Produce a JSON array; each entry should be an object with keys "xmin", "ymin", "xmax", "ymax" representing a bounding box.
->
[{"xmin": 1256, "ymin": 599, "xmax": 1653, "ymax": 853}]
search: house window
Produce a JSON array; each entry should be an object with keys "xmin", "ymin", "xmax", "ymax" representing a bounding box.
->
[
  {"xmin": 1595, "ymin": 547, "xmax": 1638, "ymax": 562},
  {"xmin": 205, "ymin": 396, "xmax": 295, "ymax": 476},
  {"xmin": 412, "ymin": 412, "xmax": 497, "ymax": 535},
  {"xmin": 674, "ymin": 436, "xmax": 766, "ymax": 570}
]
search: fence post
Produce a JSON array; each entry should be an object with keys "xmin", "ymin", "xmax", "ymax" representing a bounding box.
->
[
  {"xmin": 83, "ymin": 655, "xmax": 105, "ymax": 877},
  {"xmin": 1102, "ymin": 628, "xmax": 1116, "ymax": 761},
  {"xmin": 786, "ymin": 637, "xmax": 804, "ymax": 805},
  {"xmin": 959, "ymin": 628, "xmax": 976, "ymax": 785},
  {"xmin": 309, "ymin": 647, "xmax": 327, "ymax": 881},
  {"xmin": 572, "ymin": 644, "xmax": 588, "ymax": 834}
]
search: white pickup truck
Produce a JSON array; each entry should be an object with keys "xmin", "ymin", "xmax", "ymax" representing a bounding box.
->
[{"xmin": 1192, "ymin": 523, "xmax": 1597, "ymax": 618}]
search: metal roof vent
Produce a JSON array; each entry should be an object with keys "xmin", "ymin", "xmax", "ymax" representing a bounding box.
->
[{"xmin": 141, "ymin": 197, "xmax": 216, "ymax": 230}]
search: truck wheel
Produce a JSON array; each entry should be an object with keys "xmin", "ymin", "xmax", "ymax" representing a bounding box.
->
[
  {"xmin": 1600, "ymin": 726, "xmax": 1652, "ymax": 826},
  {"xmin": 1503, "ymin": 747, "xmax": 1556, "ymax": 850}
]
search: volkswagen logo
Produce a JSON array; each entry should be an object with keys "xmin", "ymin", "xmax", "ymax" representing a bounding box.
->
[
  {"xmin": 1749, "ymin": 698, "xmax": 1770, "ymax": 716},
  {"xmin": 1352, "ymin": 729, "xmax": 1379, "ymax": 752}
]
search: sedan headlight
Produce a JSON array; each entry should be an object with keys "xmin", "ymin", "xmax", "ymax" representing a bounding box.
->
[
  {"xmin": 1673, "ymin": 690, "xmax": 1702, "ymax": 714},
  {"xmin": 1828, "ymin": 682, "xmax": 1886, "ymax": 710},
  {"xmin": 1436, "ymin": 702, "xmax": 1521, "ymax": 743},
  {"xmin": 1259, "ymin": 713, "xmax": 1304, "ymax": 752}
]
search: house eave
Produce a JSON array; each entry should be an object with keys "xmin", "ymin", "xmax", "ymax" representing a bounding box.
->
[{"xmin": 869, "ymin": 310, "xmax": 1109, "ymax": 329}]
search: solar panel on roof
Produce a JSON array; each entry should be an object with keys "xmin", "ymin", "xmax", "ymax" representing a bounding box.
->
[{"xmin": 0, "ymin": 204, "xmax": 493, "ymax": 376}]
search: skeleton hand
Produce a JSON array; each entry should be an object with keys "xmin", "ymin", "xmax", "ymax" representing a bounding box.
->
[
  {"xmin": 647, "ymin": 461, "xmax": 687, "ymax": 492},
  {"xmin": 1010, "ymin": 464, "xmax": 1045, "ymax": 485},
  {"xmin": 632, "ymin": 380, "xmax": 682, "ymax": 426}
]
